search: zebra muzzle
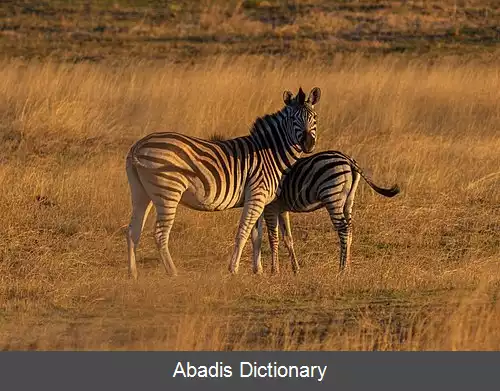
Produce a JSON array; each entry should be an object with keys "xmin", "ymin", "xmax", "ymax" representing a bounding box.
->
[{"xmin": 302, "ymin": 134, "xmax": 316, "ymax": 153}]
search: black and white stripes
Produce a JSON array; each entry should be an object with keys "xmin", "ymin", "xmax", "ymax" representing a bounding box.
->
[
  {"xmin": 125, "ymin": 87, "xmax": 321, "ymax": 279},
  {"xmin": 251, "ymin": 150, "xmax": 400, "ymax": 274}
]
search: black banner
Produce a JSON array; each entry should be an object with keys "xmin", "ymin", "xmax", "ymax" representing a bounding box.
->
[{"xmin": 1, "ymin": 352, "xmax": 499, "ymax": 390}]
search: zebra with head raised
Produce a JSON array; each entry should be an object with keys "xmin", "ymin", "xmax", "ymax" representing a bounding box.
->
[
  {"xmin": 125, "ymin": 87, "xmax": 321, "ymax": 279},
  {"xmin": 251, "ymin": 150, "xmax": 400, "ymax": 274}
]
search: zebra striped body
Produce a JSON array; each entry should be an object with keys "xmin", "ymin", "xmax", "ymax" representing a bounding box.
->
[
  {"xmin": 251, "ymin": 150, "xmax": 400, "ymax": 274},
  {"xmin": 126, "ymin": 87, "xmax": 321, "ymax": 279}
]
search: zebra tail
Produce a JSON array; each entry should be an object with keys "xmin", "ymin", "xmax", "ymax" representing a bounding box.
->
[
  {"xmin": 350, "ymin": 159, "xmax": 400, "ymax": 198},
  {"xmin": 126, "ymin": 152, "xmax": 149, "ymax": 199}
]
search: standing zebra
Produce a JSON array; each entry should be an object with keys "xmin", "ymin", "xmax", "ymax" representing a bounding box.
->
[
  {"xmin": 250, "ymin": 150, "xmax": 400, "ymax": 274},
  {"xmin": 125, "ymin": 87, "xmax": 321, "ymax": 279}
]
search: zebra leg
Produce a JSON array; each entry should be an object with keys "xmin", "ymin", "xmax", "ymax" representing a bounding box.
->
[
  {"xmin": 148, "ymin": 178, "xmax": 189, "ymax": 277},
  {"xmin": 338, "ymin": 220, "xmax": 352, "ymax": 271},
  {"xmin": 324, "ymin": 172, "xmax": 359, "ymax": 271},
  {"xmin": 341, "ymin": 171, "xmax": 360, "ymax": 269},
  {"xmin": 250, "ymin": 215, "xmax": 264, "ymax": 274},
  {"xmin": 263, "ymin": 207, "xmax": 280, "ymax": 274},
  {"xmin": 153, "ymin": 199, "xmax": 183, "ymax": 277},
  {"xmin": 126, "ymin": 162, "xmax": 153, "ymax": 280},
  {"xmin": 228, "ymin": 199, "xmax": 265, "ymax": 275},
  {"xmin": 279, "ymin": 211, "xmax": 300, "ymax": 273},
  {"xmin": 324, "ymin": 203, "xmax": 351, "ymax": 271}
]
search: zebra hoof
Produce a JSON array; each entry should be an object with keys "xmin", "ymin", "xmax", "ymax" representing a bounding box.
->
[
  {"xmin": 129, "ymin": 269, "xmax": 138, "ymax": 281},
  {"xmin": 337, "ymin": 267, "xmax": 350, "ymax": 277},
  {"xmin": 228, "ymin": 266, "xmax": 239, "ymax": 275}
]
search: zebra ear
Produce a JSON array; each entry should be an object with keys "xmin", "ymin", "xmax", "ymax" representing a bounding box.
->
[
  {"xmin": 283, "ymin": 90, "xmax": 294, "ymax": 105},
  {"xmin": 297, "ymin": 87, "xmax": 306, "ymax": 105},
  {"xmin": 308, "ymin": 87, "xmax": 321, "ymax": 106}
]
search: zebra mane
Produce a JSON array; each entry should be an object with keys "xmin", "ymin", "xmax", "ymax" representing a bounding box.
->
[
  {"xmin": 207, "ymin": 108, "xmax": 285, "ymax": 142},
  {"xmin": 248, "ymin": 96, "xmax": 315, "ymax": 138},
  {"xmin": 209, "ymin": 104, "xmax": 297, "ymax": 142},
  {"xmin": 248, "ymin": 109, "xmax": 286, "ymax": 138}
]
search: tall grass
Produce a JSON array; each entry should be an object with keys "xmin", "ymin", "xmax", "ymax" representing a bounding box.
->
[{"xmin": 0, "ymin": 54, "xmax": 499, "ymax": 350}]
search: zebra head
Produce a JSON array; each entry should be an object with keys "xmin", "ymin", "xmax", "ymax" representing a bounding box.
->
[{"xmin": 283, "ymin": 87, "xmax": 321, "ymax": 154}]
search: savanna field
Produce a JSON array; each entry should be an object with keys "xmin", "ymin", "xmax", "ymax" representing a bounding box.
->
[{"xmin": 0, "ymin": 1, "xmax": 499, "ymax": 350}]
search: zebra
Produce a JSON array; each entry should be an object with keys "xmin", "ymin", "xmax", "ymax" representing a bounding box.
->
[
  {"xmin": 125, "ymin": 87, "xmax": 321, "ymax": 279},
  {"xmin": 250, "ymin": 150, "xmax": 400, "ymax": 274}
]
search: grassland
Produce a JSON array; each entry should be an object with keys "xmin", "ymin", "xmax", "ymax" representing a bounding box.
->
[
  {"xmin": 0, "ymin": 1, "xmax": 499, "ymax": 350},
  {"xmin": 1, "ymin": 54, "xmax": 499, "ymax": 350},
  {"xmin": 1, "ymin": 0, "xmax": 499, "ymax": 62}
]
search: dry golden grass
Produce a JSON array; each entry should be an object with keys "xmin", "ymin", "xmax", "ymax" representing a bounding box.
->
[
  {"xmin": 1, "ymin": 1, "xmax": 499, "ymax": 61},
  {"xmin": 0, "ymin": 54, "xmax": 499, "ymax": 350}
]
